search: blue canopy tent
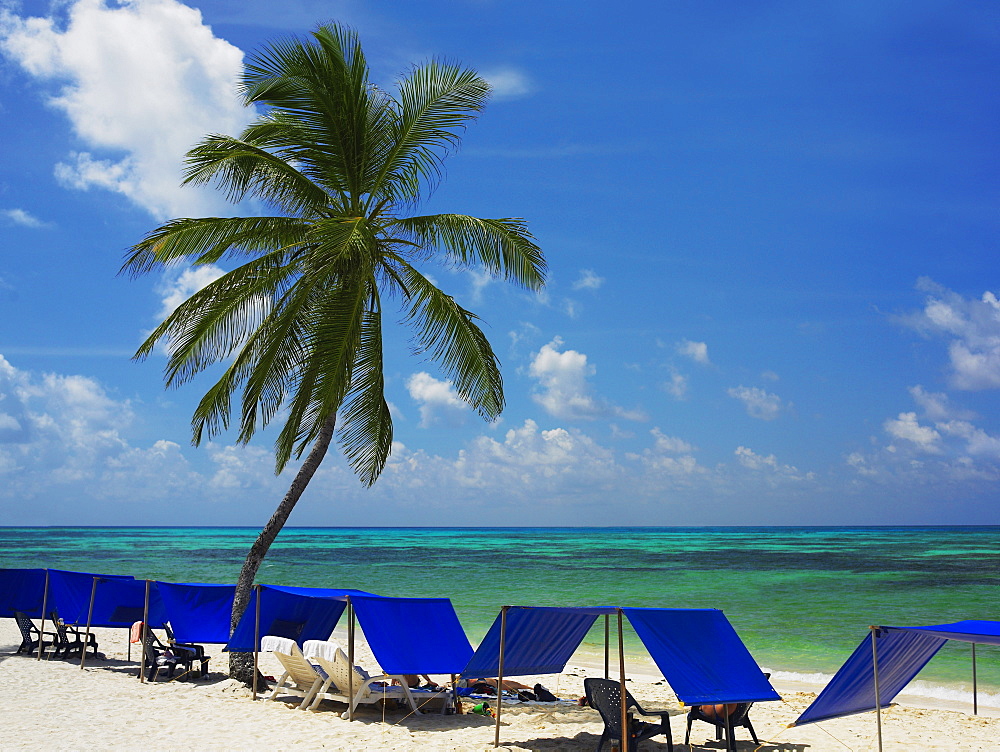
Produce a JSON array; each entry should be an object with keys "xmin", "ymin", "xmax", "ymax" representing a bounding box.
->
[
  {"xmin": 0, "ymin": 568, "xmax": 48, "ymax": 618},
  {"xmin": 462, "ymin": 606, "xmax": 615, "ymax": 679},
  {"xmin": 623, "ymin": 607, "xmax": 780, "ymax": 706},
  {"xmin": 793, "ymin": 620, "xmax": 1000, "ymax": 751},
  {"xmin": 226, "ymin": 584, "xmax": 373, "ymax": 652},
  {"xmin": 465, "ymin": 605, "xmax": 778, "ymax": 749},
  {"xmin": 156, "ymin": 582, "xmax": 236, "ymax": 644},
  {"xmin": 351, "ymin": 594, "xmax": 474, "ymax": 676}
]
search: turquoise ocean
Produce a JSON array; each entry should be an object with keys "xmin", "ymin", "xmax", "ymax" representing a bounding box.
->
[{"xmin": 2, "ymin": 526, "xmax": 997, "ymax": 705}]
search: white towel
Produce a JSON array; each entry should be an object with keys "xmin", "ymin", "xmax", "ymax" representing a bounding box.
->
[
  {"xmin": 260, "ymin": 635, "xmax": 298, "ymax": 654},
  {"xmin": 302, "ymin": 639, "xmax": 344, "ymax": 662}
]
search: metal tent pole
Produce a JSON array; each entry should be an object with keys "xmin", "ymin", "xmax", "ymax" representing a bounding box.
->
[
  {"xmin": 80, "ymin": 576, "xmax": 98, "ymax": 669},
  {"xmin": 140, "ymin": 580, "xmax": 150, "ymax": 682},
  {"xmin": 252, "ymin": 584, "xmax": 261, "ymax": 701},
  {"xmin": 348, "ymin": 598, "xmax": 355, "ymax": 722},
  {"xmin": 618, "ymin": 609, "xmax": 628, "ymax": 752},
  {"xmin": 604, "ymin": 614, "xmax": 610, "ymax": 679},
  {"xmin": 972, "ymin": 643, "xmax": 978, "ymax": 715},
  {"xmin": 493, "ymin": 606, "xmax": 509, "ymax": 748},
  {"xmin": 871, "ymin": 626, "xmax": 883, "ymax": 752},
  {"xmin": 36, "ymin": 570, "xmax": 49, "ymax": 661}
]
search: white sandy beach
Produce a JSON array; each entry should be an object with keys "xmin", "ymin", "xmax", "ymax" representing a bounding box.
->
[{"xmin": 1, "ymin": 621, "xmax": 996, "ymax": 751}]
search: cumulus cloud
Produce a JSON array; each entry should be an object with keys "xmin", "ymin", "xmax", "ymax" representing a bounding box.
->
[
  {"xmin": 908, "ymin": 385, "xmax": 976, "ymax": 422},
  {"xmin": 0, "ymin": 0, "xmax": 251, "ymax": 219},
  {"xmin": 735, "ymin": 446, "xmax": 811, "ymax": 480},
  {"xmin": 482, "ymin": 67, "xmax": 532, "ymax": 99},
  {"xmin": 1, "ymin": 208, "xmax": 47, "ymax": 228},
  {"xmin": 572, "ymin": 269, "xmax": 604, "ymax": 291},
  {"xmin": 155, "ymin": 264, "xmax": 226, "ymax": 319},
  {"xmin": 899, "ymin": 278, "xmax": 1000, "ymax": 390},
  {"xmin": 851, "ymin": 385, "xmax": 1000, "ymax": 483},
  {"xmin": 884, "ymin": 412, "xmax": 942, "ymax": 453},
  {"xmin": 406, "ymin": 372, "xmax": 468, "ymax": 428},
  {"xmin": 677, "ymin": 339, "xmax": 710, "ymax": 365},
  {"xmin": 627, "ymin": 428, "xmax": 702, "ymax": 478},
  {"xmin": 728, "ymin": 385, "xmax": 783, "ymax": 420},
  {"xmin": 529, "ymin": 337, "xmax": 646, "ymax": 421}
]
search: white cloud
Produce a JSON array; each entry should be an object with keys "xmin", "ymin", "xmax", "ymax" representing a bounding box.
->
[
  {"xmin": 406, "ymin": 372, "xmax": 467, "ymax": 428},
  {"xmin": 155, "ymin": 264, "xmax": 226, "ymax": 319},
  {"xmin": 734, "ymin": 446, "xmax": 811, "ymax": 480},
  {"xmin": 482, "ymin": 67, "xmax": 532, "ymax": 100},
  {"xmin": 900, "ymin": 278, "xmax": 1000, "ymax": 390},
  {"xmin": 936, "ymin": 420, "xmax": 1000, "ymax": 459},
  {"xmin": 884, "ymin": 412, "xmax": 942, "ymax": 453},
  {"xmin": 464, "ymin": 267, "xmax": 492, "ymax": 305},
  {"xmin": 572, "ymin": 269, "xmax": 604, "ymax": 291},
  {"xmin": 0, "ymin": 0, "xmax": 252, "ymax": 219},
  {"xmin": 728, "ymin": 385, "xmax": 783, "ymax": 420},
  {"xmin": 1, "ymin": 208, "xmax": 47, "ymax": 228},
  {"xmin": 677, "ymin": 339, "xmax": 710, "ymax": 365},
  {"xmin": 908, "ymin": 385, "xmax": 976, "ymax": 422},
  {"xmin": 529, "ymin": 337, "xmax": 646, "ymax": 421},
  {"xmin": 662, "ymin": 369, "xmax": 687, "ymax": 400}
]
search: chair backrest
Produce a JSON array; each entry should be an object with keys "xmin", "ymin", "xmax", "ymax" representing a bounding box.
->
[
  {"xmin": 13, "ymin": 611, "xmax": 35, "ymax": 640},
  {"xmin": 584, "ymin": 678, "xmax": 638, "ymax": 735},
  {"xmin": 141, "ymin": 629, "xmax": 159, "ymax": 662},
  {"xmin": 272, "ymin": 644, "xmax": 321, "ymax": 686},
  {"xmin": 327, "ymin": 648, "xmax": 372, "ymax": 696}
]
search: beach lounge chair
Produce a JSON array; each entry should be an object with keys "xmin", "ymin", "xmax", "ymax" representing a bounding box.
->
[
  {"xmin": 265, "ymin": 636, "xmax": 329, "ymax": 709},
  {"xmin": 303, "ymin": 641, "xmax": 450, "ymax": 716},
  {"xmin": 14, "ymin": 611, "xmax": 57, "ymax": 656},
  {"xmin": 584, "ymin": 677, "xmax": 674, "ymax": 752},
  {"xmin": 163, "ymin": 623, "xmax": 210, "ymax": 678},
  {"xmin": 683, "ymin": 673, "xmax": 768, "ymax": 752},
  {"xmin": 49, "ymin": 610, "xmax": 99, "ymax": 660}
]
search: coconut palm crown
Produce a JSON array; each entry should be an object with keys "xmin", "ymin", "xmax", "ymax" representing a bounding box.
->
[{"xmin": 122, "ymin": 22, "xmax": 544, "ymax": 674}]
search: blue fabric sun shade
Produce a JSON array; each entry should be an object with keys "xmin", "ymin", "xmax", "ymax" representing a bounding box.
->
[
  {"xmin": 351, "ymin": 594, "xmax": 473, "ymax": 675},
  {"xmin": 623, "ymin": 608, "xmax": 780, "ymax": 705},
  {"xmin": 46, "ymin": 569, "xmax": 137, "ymax": 625},
  {"xmin": 461, "ymin": 606, "xmax": 614, "ymax": 678},
  {"xmin": 156, "ymin": 582, "xmax": 236, "ymax": 644},
  {"xmin": 79, "ymin": 577, "xmax": 169, "ymax": 628},
  {"xmin": 226, "ymin": 585, "xmax": 372, "ymax": 652},
  {"xmin": 0, "ymin": 569, "xmax": 48, "ymax": 618},
  {"xmin": 794, "ymin": 620, "xmax": 1000, "ymax": 726}
]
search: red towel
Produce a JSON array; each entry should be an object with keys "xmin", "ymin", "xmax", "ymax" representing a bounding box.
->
[{"xmin": 130, "ymin": 621, "xmax": 144, "ymax": 644}]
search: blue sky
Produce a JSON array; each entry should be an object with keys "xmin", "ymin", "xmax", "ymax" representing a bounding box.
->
[{"xmin": 1, "ymin": 0, "xmax": 998, "ymax": 526}]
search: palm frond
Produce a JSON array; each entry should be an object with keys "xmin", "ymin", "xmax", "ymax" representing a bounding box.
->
[
  {"xmin": 337, "ymin": 289, "xmax": 392, "ymax": 485},
  {"xmin": 122, "ymin": 216, "xmax": 309, "ymax": 276},
  {"xmin": 389, "ymin": 214, "xmax": 546, "ymax": 290},
  {"xmin": 369, "ymin": 61, "xmax": 489, "ymax": 204},
  {"xmin": 184, "ymin": 134, "xmax": 332, "ymax": 216},
  {"xmin": 394, "ymin": 260, "xmax": 503, "ymax": 420}
]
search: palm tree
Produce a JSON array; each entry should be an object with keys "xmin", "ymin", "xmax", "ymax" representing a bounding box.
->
[{"xmin": 122, "ymin": 23, "xmax": 545, "ymax": 680}]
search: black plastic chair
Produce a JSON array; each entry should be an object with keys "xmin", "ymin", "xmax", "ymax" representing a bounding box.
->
[
  {"xmin": 163, "ymin": 623, "xmax": 210, "ymax": 678},
  {"xmin": 13, "ymin": 611, "xmax": 56, "ymax": 656},
  {"xmin": 683, "ymin": 673, "xmax": 769, "ymax": 752},
  {"xmin": 49, "ymin": 610, "xmax": 99, "ymax": 659},
  {"xmin": 584, "ymin": 677, "xmax": 674, "ymax": 751},
  {"xmin": 141, "ymin": 628, "xmax": 197, "ymax": 682}
]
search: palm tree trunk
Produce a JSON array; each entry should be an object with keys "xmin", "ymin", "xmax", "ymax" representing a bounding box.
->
[{"xmin": 228, "ymin": 413, "xmax": 337, "ymax": 682}]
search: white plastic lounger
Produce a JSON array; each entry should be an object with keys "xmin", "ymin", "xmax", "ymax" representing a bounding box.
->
[
  {"xmin": 302, "ymin": 640, "xmax": 451, "ymax": 716},
  {"xmin": 263, "ymin": 636, "xmax": 330, "ymax": 709}
]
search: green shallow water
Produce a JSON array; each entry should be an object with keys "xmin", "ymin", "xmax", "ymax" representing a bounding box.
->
[{"xmin": 1, "ymin": 526, "xmax": 997, "ymax": 695}]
